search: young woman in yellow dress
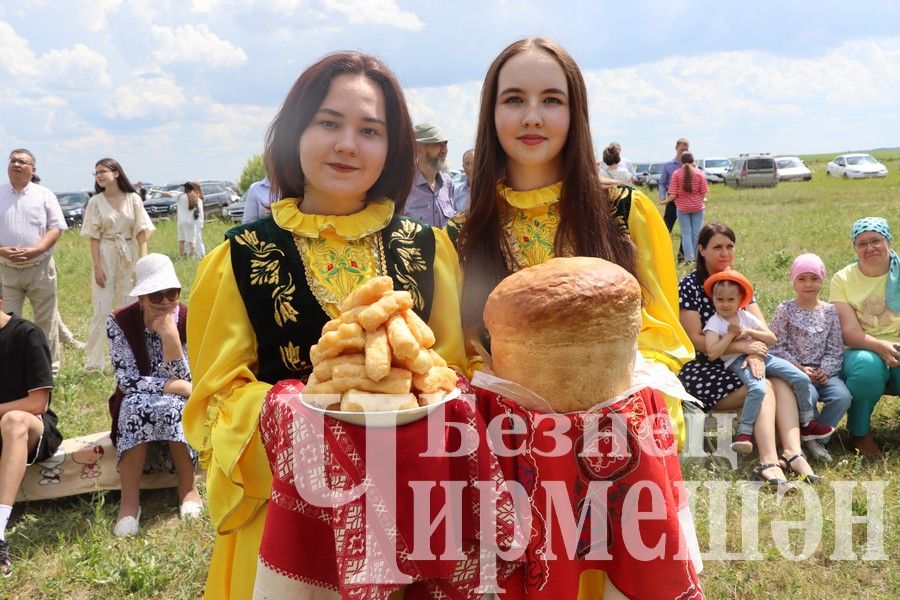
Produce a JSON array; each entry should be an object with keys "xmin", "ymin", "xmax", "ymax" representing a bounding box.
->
[
  {"xmin": 183, "ymin": 52, "xmax": 467, "ymax": 599},
  {"xmin": 451, "ymin": 37, "xmax": 696, "ymax": 443},
  {"xmin": 451, "ymin": 38, "xmax": 702, "ymax": 598}
]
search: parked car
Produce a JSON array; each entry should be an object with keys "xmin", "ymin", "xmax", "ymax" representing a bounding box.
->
[
  {"xmin": 56, "ymin": 191, "xmax": 91, "ymax": 227},
  {"xmin": 646, "ymin": 163, "xmax": 664, "ymax": 189},
  {"xmin": 197, "ymin": 181, "xmax": 232, "ymax": 218},
  {"xmin": 143, "ymin": 184, "xmax": 182, "ymax": 219},
  {"xmin": 775, "ymin": 156, "xmax": 812, "ymax": 182},
  {"xmin": 697, "ymin": 157, "xmax": 732, "ymax": 184},
  {"xmin": 222, "ymin": 191, "xmax": 247, "ymax": 223},
  {"xmin": 724, "ymin": 154, "xmax": 778, "ymax": 188},
  {"xmin": 632, "ymin": 163, "xmax": 651, "ymax": 186},
  {"xmin": 825, "ymin": 153, "xmax": 888, "ymax": 179}
]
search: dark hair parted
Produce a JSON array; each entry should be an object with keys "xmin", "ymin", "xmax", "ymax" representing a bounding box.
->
[
  {"xmin": 265, "ymin": 51, "xmax": 415, "ymax": 211},
  {"xmin": 696, "ymin": 222, "xmax": 736, "ymax": 283},
  {"xmin": 680, "ymin": 152, "xmax": 694, "ymax": 193},
  {"xmin": 602, "ymin": 144, "xmax": 621, "ymax": 166},
  {"xmin": 93, "ymin": 158, "xmax": 137, "ymax": 195},
  {"xmin": 457, "ymin": 37, "xmax": 638, "ymax": 332}
]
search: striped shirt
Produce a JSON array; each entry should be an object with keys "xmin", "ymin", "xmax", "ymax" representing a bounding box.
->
[{"xmin": 668, "ymin": 166, "xmax": 708, "ymax": 213}]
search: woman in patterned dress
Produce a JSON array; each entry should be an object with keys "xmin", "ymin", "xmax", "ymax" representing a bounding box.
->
[
  {"xmin": 678, "ymin": 222, "xmax": 817, "ymax": 486},
  {"xmin": 183, "ymin": 52, "xmax": 467, "ymax": 599},
  {"xmin": 451, "ymin": 37, "xmax": 698, "ymax": 446},
  {"xmin": 107, "ymin": 253, "xmax": 201, "ymax": 537}
]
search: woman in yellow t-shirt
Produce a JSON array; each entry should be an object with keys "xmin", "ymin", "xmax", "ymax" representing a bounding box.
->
[
  {"xmin": 450, "ymin": 37, "xmax": 696, "ymax": 445},
  {"xmin": 830, "ymin": 217, "xmax": 900, "ymax": 456},
  {"xmin": 183, "ymin": 52, "xmax": 466, "ymax": 599}
]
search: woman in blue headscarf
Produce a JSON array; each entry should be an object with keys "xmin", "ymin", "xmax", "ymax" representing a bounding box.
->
[{"xmin": 829, "ymin": 217, "xmax": 900, "ymax": 456}]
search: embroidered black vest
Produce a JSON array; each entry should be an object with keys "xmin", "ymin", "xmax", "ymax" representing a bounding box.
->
[{"xmin": 227, "ymin": 213, "xmax": 436, "ymax": 384}]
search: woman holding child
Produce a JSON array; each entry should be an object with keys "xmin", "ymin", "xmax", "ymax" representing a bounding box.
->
[
  {"xmin": 678, "ymin": 222, "xmax": 819, "ymax": 488},
  {"xmin": 184, "ymin": 51, "xmax": 467, "ymax": 599},
  {"xmin": 830, "ymin": 217, "xmax": 900, "ymax": 456}
]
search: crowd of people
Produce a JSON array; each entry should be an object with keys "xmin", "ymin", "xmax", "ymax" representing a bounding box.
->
[{"xmin": 0, "ymin": 34, "xmax": 895, "ymax": 597}]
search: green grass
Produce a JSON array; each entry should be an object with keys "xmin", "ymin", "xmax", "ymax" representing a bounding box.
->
[{"xmin": 4, "ymin": 151, "xmax": 900, "ymax": 598}]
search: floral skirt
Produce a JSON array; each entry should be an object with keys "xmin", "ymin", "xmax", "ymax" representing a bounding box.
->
[{"xmin": 116, "ymin": 392, "xmax": 196, "ymax": 473}]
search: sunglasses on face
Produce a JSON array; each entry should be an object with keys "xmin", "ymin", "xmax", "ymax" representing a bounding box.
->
[{"xmin": 146, "ymin": 288, "xmax": 181, "ymax": 304}]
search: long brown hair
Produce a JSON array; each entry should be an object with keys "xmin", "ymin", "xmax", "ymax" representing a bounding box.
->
[
  {"xmin": 696, "ymin": 222, "xmax": 735, "ymax": 283},
  {"xmin": 457, "ymin": 37, "xmax": 638, "ymax": 331},
  {"xmin": 680, "ymin": 152, "xmax": 694, "ymax": 193},
  {"xmin": 93, "ymin": 158, "xmax": 137, "ymax": 195},
  {"xmin": 265, "ymin": 51, "xmax": 415, "ymax": 210}
]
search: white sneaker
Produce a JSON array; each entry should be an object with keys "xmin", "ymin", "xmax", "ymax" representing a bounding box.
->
[
  {"xmin": 803, "ymin": 440, "xmax": 833, "ymax": 464},
  {"xmin": 113, "ymin": 508, "xmax": 141, "ymax": 537},
  {"xmin": 179, "ymin": 500, "xmax": 203, "ymax": 520}
]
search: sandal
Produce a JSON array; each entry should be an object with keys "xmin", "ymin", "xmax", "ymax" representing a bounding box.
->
[
  {"xmin": 779, "ymin": 453, "xmax": 821, "ymax": 484},
  {"xmin": 751, "ymin": 462, "xmax": 797, "ymax": 494}
]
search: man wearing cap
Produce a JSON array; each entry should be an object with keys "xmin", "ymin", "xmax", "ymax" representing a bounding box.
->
[
  {"xmin": 404, "ymin": 123, "xmax": 456, "ymax": 228},
  {"xmin": 0, "ymin": 149, "xmax": 67, "ymax": 375}
]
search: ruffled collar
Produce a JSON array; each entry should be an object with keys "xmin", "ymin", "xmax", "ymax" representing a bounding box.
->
[
  {"xmin": 497, "ymin": 180, "xmax": 562, "ymax": 210},
  {"xmin": 272, "ymin": 198, "xmax": 394, "ymax": 240}
]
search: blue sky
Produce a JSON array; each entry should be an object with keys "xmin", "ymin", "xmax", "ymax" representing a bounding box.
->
[{"xmin": 2, "ymin": 0, "xmax": 899, "ymax": 190}]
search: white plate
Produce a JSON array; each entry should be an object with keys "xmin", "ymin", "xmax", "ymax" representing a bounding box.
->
[{"xmin": 300, "ymin": 387, "xmax": 462, "ymax": 428}]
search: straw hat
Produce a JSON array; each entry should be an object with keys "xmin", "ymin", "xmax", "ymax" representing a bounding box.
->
[
  {"xmin": 703, "ymin": 270, "xmax": 754, "ymax": 308},
  {"xmin": 129, "ymin": 253, "xmax": 181, "ymax": 297}
]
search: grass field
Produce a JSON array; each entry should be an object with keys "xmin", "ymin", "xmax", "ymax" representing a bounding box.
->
[{"xmin": 3, "ymin": 151, "xmax": 898, "ymax": 599}]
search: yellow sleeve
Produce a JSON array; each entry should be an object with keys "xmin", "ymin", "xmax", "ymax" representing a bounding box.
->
[
  {"xmin": 184, "ymin": 240, "xmax": 273, "ymax": 535},
  {"xmin": 628, "ymin": 189, "xmax": 695, "ymax": 372},
  {"xmin": 427, "ymin": 227, "xmax": 469, "ymax": 376}
]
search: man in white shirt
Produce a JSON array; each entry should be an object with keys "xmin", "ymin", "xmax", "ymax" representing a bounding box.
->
[
  {"xmin": 0, "ymin": 149, "xmax": 67, "ymax": 374},
  {"xmin": 242, "ymin": 176, "xmax": 272, "ymax": 224},
  {"xmin": 453, "ymin": 149, "xmax": 474, "ymax": 214}
]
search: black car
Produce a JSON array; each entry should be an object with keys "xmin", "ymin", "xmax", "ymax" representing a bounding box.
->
[
  {"xmin": 143, "ymin": 184, "xmax": 182, "ymax": 219},
  {"xmin": 56, "ymin": 191, "xmax": 91, "ymax": 227}
]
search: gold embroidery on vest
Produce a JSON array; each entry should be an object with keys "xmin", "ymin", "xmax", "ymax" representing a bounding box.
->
[
  {"xmin": 234, "ymin": 230, "xmax": 283, "ymax": 286},
  {"xmin": 388, "ymin": 219, "xmax": 427, "ymax": 311},
  {"xmin": 279, "ymin": 340, "xmax": 308, "ymax": 372}
]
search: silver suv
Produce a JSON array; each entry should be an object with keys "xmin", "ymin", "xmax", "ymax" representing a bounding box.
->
[{"xmin": 724, "ymin": 154, "xmax": 778, "ymax": 188}]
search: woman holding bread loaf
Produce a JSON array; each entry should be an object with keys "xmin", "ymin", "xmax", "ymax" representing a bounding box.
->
[
  {"xmin": 678, "ymin": 222, "xmax": 817, "ymax": 487},
  {"xmin": 183, "ymin": 52, "xmax": 467, "ymax": 599},
  {"xmin": 452, "ymin": 37, "xmax": 697, "ymax": 444}
]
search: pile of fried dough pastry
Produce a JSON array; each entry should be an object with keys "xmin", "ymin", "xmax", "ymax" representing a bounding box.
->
[{"xmin": 303, "ymin": 276, "xmax": 458, "ymax": 412}]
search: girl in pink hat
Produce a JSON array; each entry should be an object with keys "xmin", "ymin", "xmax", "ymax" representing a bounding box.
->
[{"xmin": 769, "ymin": 253, "xmax": 851, "ymax": 464}]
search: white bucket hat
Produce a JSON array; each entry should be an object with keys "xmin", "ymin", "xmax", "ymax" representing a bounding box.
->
[{"xmin": 129, "ymin": 253, "xmax": 182, "ymax": 297}]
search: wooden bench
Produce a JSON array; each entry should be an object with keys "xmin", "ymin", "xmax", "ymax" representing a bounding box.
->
[{"xmin": 16, "ymin": 431, "xmax": 178, "ymax": 502}]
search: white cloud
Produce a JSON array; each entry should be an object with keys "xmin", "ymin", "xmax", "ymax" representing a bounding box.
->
[
  {"xmin": 39, "ymin": 43, "xmax": 112, "ymax": 89},
  {"xmin": 0, "ymin": 20, "xmax": 39, "ymax": 78},
  {"xmin": 399, "ymin": 37, "xmax": 900, "ymax": 166},
  {"xmin": 322, "ymin": 0, "xmax": 424, "ymax": 31},
  {"xmin": 104, "ymin": 74, "xmax": 186, "ymax": 119},
  {"xmin": 150, "ymin": 24, "xmax": 248, "ymax": 67},
  {"xmin": 74, "ymin": 0, "xmax": 123, "ymax": 33}
]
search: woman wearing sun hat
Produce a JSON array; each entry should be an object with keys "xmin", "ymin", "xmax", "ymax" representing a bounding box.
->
[
  {"xmin": 830, "ymin": 217, "xmax": 900, "ymax": 456},
  {"xmin": 106, "ymin": 253, "xmax": 202, "ymax": 536}
]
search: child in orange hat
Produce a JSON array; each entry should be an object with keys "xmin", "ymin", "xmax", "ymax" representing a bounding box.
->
[{"xmin": 702, "ymin": 270, "xmax": 833, "ymax": 455}]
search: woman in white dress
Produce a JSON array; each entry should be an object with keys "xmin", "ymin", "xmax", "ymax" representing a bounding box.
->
[
  {"xmin": 81, "ymin": 158, "xmax": 154, "ymax": 371},
  {"xmin": 176, "ymin": 182, "xmax": 205, "ymax": 258}
]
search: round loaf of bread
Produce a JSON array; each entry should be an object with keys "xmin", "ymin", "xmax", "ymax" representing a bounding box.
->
[{"xmin": 484, "ymin": 256, "xmax": 642, "ymax": 413}]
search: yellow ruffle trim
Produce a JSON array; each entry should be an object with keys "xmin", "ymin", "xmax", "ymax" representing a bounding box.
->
[
  {"xmin": 497, "ymin": 180, "xmax": 563, "ymax": 210},
  {"xmin": 271, "ymin": 197, "xmax": 394, "ymax": 240}
]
